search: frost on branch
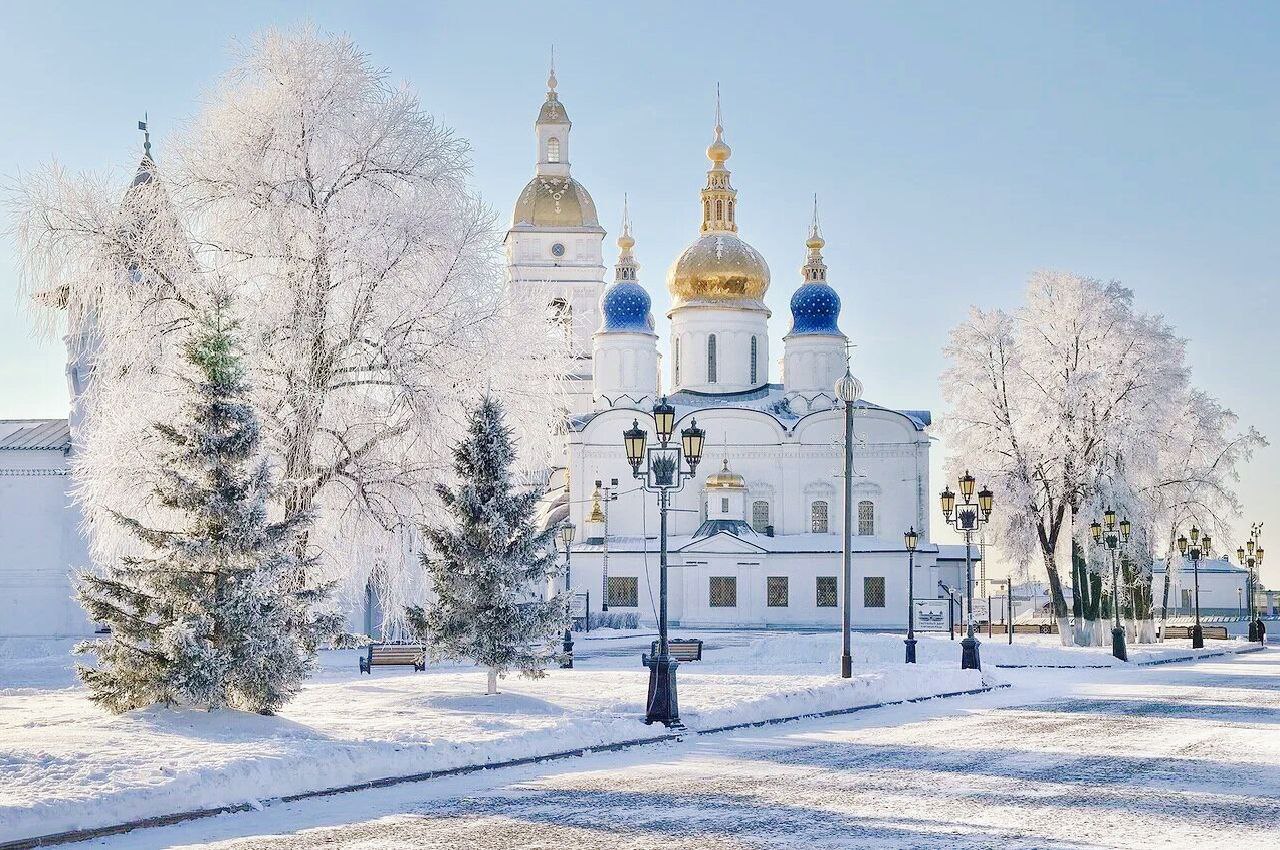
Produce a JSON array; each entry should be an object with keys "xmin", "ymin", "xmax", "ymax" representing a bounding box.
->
[
  {"xmin": 14, "ymin": 27, "xmax": 571, "ymax": 628},
  {"xmin": 407, "ymin": 396, "xmax": 569, "ymax": 695},
  {"xmin": 74, "ymin": 301, "xmax": 345, "ymax": 714}
]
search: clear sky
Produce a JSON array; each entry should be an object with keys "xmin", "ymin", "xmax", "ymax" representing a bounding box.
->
[{"xmin": 2, "ymin": 2, "xmax": 1276, "ymax": 583}]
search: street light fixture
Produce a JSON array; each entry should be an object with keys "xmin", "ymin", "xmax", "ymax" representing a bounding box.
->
[
  {"xmin": 1176, "ymin": 526, "xmax": 1211, "ymax": 648},
  {"xmin": 622, "ymin": 397, "xmax": 705, "ymax": 727},
  {"xmin": 1090, "ymin": 508, "xmax": 1131, "ymax": 661},
  {"xmin": 939, "ymin": 470, "xmax": 994, "ymax": 670},
  {"xmin": 904, "ymin": 527, "xmax": 919, "ymax": 663},
  {"xmin": 557, "ymin": 521, "xmax": 576, "ymax": 668},
  {"xmin": 834, "ymin": 367, "xmax": 864, "ymax": 679},
  {"xmin": 1238, "ymin": 523, "xmax": 1265, "ymax": 642}
]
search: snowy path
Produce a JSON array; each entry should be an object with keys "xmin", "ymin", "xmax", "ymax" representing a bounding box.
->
[{"xmin": 72, "ymin": 649, "xmax": 1280, "ymax": 849}]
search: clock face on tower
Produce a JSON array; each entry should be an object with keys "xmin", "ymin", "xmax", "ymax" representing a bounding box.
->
[{"xmin": 551, "ymin": 242, "xmax": 566, "ymax": 258}]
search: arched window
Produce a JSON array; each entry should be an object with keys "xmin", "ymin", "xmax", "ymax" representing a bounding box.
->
[
  {"xmin": 707, "ymin": 334, "xmax": 717, "ymax": 383},
  {"xmin": 715, "ymin": 199, "xmax": 724, "ymax": 220},
  {"xmin": 673, "ymin": 337, "xmax": 681, "ymax": 386},
  {"xmin": 811, "ymin": 501, "xmax": 829, "ymax": 534},
  {"xmin": 752, "ymin": 500, "xmax": 770, "ymax": 532},
  {"xmin": 750, "ymin": 336, "xmax": 758, "ymax": 385},
  {"xmin": 547, "ymin": 137, "xmax": 561, "ymax": 163},
  {"xmin": 858, "ymin": 500, "xmax": 875, "ymax": 536}
]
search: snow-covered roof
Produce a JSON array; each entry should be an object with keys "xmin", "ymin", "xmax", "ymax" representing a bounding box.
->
[
  {"xmin": 0, "ymin": 419, "xmax": 71, "ymax": 451},
  {"xmin": 569, "ymin": 532, "xmax": 978, "ymax": 558},
  {"xmin": 1153, "ymin": 556, "xmax": 1246, "ymax": 575},
  {"xmin": 569, "ymin": 384, "xmax": 930, "ymax": 432}
]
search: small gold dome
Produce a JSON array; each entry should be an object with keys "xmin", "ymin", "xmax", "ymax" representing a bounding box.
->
[
  {"xmin": 668, "ymin": 232, "xmax": 770, "ymax": 308},
  {"xmin": 617, "ymin": 230, "xmax": 635, "ymax": 252},
  {"xmin": 513, "ymin": 176, "xmax": 599, "ymax": 228},
  {"xmin": 707, "ymin": 135, "xmax": 731, "ymax": 164},
  {"xmin": 806, "ymin": 232, "xmax": 825, "ymax": 252},
  {"xmin": 705, "ymin": 459, "xmax": 746, "ymax": 489}
]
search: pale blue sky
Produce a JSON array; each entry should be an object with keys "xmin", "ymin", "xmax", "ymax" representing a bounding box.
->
[{"xmin": 2, "ymin": 2, "xmax": 1276, "ymax": 582}]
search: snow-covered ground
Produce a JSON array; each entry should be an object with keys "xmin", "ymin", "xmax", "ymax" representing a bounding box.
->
[
  {"xmin": 0, "ymin": 629, "xmax": 1258, "ymax": 845},
  {"xmin": 0, "ymin": 630, "xmax": 988, "ymax": 843},
  {"xmin": 48, "ymin": 647, "xmax": 1280, "ymax": 849}
]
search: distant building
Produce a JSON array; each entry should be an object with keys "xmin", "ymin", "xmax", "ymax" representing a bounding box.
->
[{"xmin": 1153, "ymin": 556, "xmax": 1249, "ymax": 617}]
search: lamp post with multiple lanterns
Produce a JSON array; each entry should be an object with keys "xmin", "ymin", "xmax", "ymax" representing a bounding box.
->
[
  {"xmin": 623, "ymin": 397, "xmax": 706, "ymax": 727},
  {"xmin": 904, "ymin": 527, "xmax": 919, "ymax": 663},
  {"xmin": 1176, "ymin": 526, "xmax": 1212, "ymax": 649},
  {"xmin": 834, "ymin": 368, "xmax": 864, "ymax": 678},
  {"xmin": 939, "ymin": 471, "xmax": 994, "ymax": 670},
  {"xmin": 556, "ymin": 521, "xmax": 576, "ymax": 668},
  {"xmin": 1089, "ymin": 509, "xmax": 1132, "ymax": 662},
  {"xmin": 1236, "ymin": 523, "xmax": 1265, "ymax": 643}
]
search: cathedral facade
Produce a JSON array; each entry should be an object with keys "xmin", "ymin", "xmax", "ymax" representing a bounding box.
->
[{"xmin": 514, "ymin": 70, "xmax": 974, "ymax": 629}]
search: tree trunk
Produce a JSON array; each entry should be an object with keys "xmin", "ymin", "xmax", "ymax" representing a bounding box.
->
[{"xmin": 486, "ymin": 667, "xmax": 499, "ymax": 695}]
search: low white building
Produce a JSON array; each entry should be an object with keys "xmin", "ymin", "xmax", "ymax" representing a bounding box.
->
[{"xmin": 1153, "ymin": 556, "xmax": 1250, "ymax": 617}]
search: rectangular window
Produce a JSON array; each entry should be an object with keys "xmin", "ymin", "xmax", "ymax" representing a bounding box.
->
[
  {"xmin": 721, "ymin": 497, "xmax": 729, "ymax": 513},
  {"xmin": 767, "ymin": 576, "xmax": 789, "ymax": 607},
  {"xmin": 710, "ymin": 576, "xmax": 737, "ymax": 608},
  {"xmin": 1181, "ymin": 589, "xmax": 1193, "ymax": 611},
  {"xmin": 607, "ymin": 576, "xmax": 638, "ymax": 608},
  {"xmin": 752, "ymin": 500, "xmax": 769, "ymax": 532},
  {"xmin": 864, "ymin": 576, "xmax": 886, "ymax": 608},
  {"xmin": 811, "ymin": 501, "xmax": 829, "ymax": 533},
  {"xmin": 816, "ymin": 576, "xmax": 838, "ymax": 607},
  {"xmin": 858, "ymin": 501, "xmax": 875, "ymax": 536}
]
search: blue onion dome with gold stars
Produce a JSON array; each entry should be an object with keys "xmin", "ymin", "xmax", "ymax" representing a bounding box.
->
[
  {"xmin": 599, "ymin": 207, "xmax": 656, "ymax": 334},
  {"xmin": 788, "ymin": 201, "xmax": 843, "ymax": 336}
]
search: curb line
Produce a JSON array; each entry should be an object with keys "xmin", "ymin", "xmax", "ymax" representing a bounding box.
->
[
  {"xmin": 0, "ymin": 682, "xmax": 1003, "ymax": 850},
  {"xmin": 993, "ymin": 643, "xmax": 1266, "ymax": 670}
]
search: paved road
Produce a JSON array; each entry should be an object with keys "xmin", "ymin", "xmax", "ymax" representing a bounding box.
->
[{"xmin": 92, "ymin": 650, "xmax": 1280, "ymax": 849}]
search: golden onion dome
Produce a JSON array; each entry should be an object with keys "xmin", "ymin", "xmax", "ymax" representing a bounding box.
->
[
  {"xmin": 668, "ymin": 233, "xmax": 770, "ymax": 308},
  {"xmin": 705, "ymin": 459, "xmax": 746, "ymax": 490},
  {"xmin": 513, "ymin": 175, "xmax": 599, "ymax": 228}
]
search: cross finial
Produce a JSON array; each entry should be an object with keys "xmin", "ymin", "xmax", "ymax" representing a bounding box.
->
[
  {"xmin": 622, "ymin": 192, "xmax": 631, "ymax": 236},
  {"xmin": 714, "ymin": 83, "xmax": 723, "ymax": 137},
  {"xmin": 548, "ymin": 45, "xmax": 557, "ymax": 92},
  {"xmin": 138, "ymin": 112, "xmax": 151, "ymax": 157},
  {"xmin": 810, "ymin": 194, "xmax": 821, "ymax": 239}
]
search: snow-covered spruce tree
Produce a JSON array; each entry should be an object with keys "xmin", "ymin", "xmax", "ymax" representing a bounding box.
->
[
  {"xmin": 15, "ymin": 27, "xmax": 570, "ymax": 630},
  {"xmin": 75, "ymin": 300, "xmax": 344, "ymax": 714},
  {"xmin": 407, "ymin": 396, "xmax": 567, "ymax": 695}
]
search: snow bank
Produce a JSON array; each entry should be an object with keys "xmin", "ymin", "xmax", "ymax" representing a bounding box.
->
[{"xmin": 0, "ymin": 632, "xmax": 984, "ymax": 843}]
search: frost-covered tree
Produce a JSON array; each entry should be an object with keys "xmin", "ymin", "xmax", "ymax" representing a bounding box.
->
[
  {"xmin": 940, "ymin": 271, "xmax": 1256, "ymax": 645},
  {"xmin": 14, "ymin": 27, "xmax": 569, "ymax": 623},
  {"xmin": 75, "ymin": 300, "xmax": 344, "ymax": 714},
  {"xmin": 407, "ymin": 396, "xmax": 567, "ymax": 695}
]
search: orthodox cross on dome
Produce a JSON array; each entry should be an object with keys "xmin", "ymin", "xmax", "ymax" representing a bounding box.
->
[
  {"xmin": 548, "ymin": 44, "xmax": 557, "ymax": 92},
  {"xmin": 700, "ymin": 84, "xmax": 738, "ymax": 235},
  {"xmin": 803, "ymin": 194, "xmax": 827, "ymax": 283},
  {"xmin": 614, "ymin": 194, "xmax": 639, "ymax": 281}
]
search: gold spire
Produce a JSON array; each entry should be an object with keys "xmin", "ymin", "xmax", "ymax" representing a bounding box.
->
[
  {"xmin": 586, "ymin": 482, "xmax": 606, "ymax": 524},
  {"xmin": 548, "ymin": 45, "xmax": 557, "ymax": 92},
  {"xmin": 700, "ymin": 85, "xmax": 737, "ymax": 234},
  {"xmin": 803, "ymin": 194, "xmax": 827, "ymax": 283},
  {"xmin": 615, "ymin": 194, "xmax": 638, "ymax": 281}
]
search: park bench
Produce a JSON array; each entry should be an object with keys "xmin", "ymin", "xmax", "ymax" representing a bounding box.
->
[
  {"xmin": 1012, "ymin": 623, "xmax": 1055, "ymax": 635},
  {"xmin": 1161, "ymin": 625, "xmax": 1229, "ymax": 641},
  {"xmin": 647, "ymin": 638, "xmax": 704, "ymax": 662},
  {"xmin": 359, "ymin": 643, "xmax": 427, "ymax": 673}
]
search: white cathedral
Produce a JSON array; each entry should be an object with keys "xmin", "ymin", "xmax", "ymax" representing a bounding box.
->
[
  {"xmin": 514, "ymin": 68, "xmax": 973, "ymax": 629},
  {"xmin": 0, "ymin": 68, "xmax": 975, "ymax": 640}
]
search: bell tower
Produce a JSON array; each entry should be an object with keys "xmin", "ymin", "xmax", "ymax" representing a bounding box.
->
[{"xmin": 504, "ymin": 54, "xmax": 606, "ymax": 416}]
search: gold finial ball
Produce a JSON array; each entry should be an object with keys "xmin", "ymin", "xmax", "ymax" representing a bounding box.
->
[
  {"xmin": 707, "ymin": 127, "xmax": 731, "ymax": 164},
  {"xmin": 617, "ymin": 231, "xmax": 635, "ymax": 251},
  {"xmin": 806, "ymin": 233, "xmax": 825, "ymax": 252}
]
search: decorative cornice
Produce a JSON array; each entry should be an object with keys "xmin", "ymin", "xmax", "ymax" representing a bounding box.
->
[{"xmin": 0, "ymin": 468, "xmax": 69, "ymax": 476}]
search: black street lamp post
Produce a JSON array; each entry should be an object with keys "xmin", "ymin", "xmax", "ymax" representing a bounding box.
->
[
  {"xmin": 1176, "ymin": 527, "xmax": 1212, "ymax": 649},
  {"xmin": 1237, "ymin": 524, "xmax": 1265, "ymax": 643},
  {"xmin": 557, "ymin": 521, "xmax": 576, "ymax": 668},
  {"xmin": 623, "ymin": 397, "xmax": 706, "ymax": 727},
  {"xmin": 940, "ymin": 471, "xmax": 994, "ymax": 670},
  {"xmin": 904, "ymin": 527, "xmax": 918, "ymax": 663},
  {"xmin": 1089, "ymin": 510, "xmax": 1131, "ymax": 662},
  {"xmin": 834, "ymin": 368, "xmax": 864, "ymax": 678}
]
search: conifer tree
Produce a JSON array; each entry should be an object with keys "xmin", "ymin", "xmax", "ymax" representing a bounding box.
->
[
  {"xmin": 408, "ymin": 396, "xmax": 567, "ymax": 694},
  {"xmin": 75, "ymin": 299, "xmax": 344, "ymax": 714}
]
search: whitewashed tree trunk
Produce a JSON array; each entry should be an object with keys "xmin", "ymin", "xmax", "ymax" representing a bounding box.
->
[
  {"xmin": 486, "ymin": 668, "xmax": 499, "ymax": 696},
  {"xmin": 1057, "ymin": 615, "xmax": 1074, "ymax": 646}
]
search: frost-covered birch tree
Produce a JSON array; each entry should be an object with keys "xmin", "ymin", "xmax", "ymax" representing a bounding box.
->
[
  {"xmin": 406, "ymin": 395, "xmax": 567, "ymax": 695},
  {"xmin": 940, "ymin": 271, "xmax": 1241, "ymax": 645},
  {"xmin": 14, "ymin": 27, "xmax": 569, "ymax": 623}
]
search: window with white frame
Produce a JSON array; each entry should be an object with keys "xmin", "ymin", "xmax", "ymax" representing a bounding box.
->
[
  {"xmin": 607, "ymin": 576, "xmax": 638, "ymax": 608},
  {"xmin": 751, "ymin": 500, "xmax": 769, "ymax": 532},
  {"xmin": 710, "ymin": 576, "xmax": 737, "ymax": 607},
  {"xmin": 811, "ymin": 500, "xmax": 829, "ymax": 533},
  {"xmin": 858, "ymin": 500, "xmax": 875, "ymax": 536},
  {"xmin": 547, "ymin": 137, "xmax": 561, "ymax": 163}
]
